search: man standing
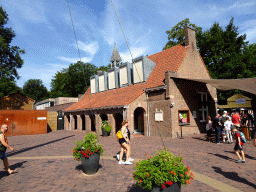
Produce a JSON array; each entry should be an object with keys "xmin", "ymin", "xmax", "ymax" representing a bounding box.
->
[
  {"xmin": 0, "ymin": 124, "xmax": 16, "ymax": 174},
  {"xmin": 232, "ymin": 110, "xmax": 241, "ymax": 129},
  {"xmin": 212, "ymin": 114, "xmax": 221, "ymax": 144},
  {"xmin": 231, "ymin": 127, "xmax": 246, "ymax": 163},
  {"xmin": 220, "ymin": 111, "xmax": 229, "ymax": 142}
]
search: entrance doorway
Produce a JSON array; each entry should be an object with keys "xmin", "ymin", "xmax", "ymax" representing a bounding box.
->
[
  {"xmin": 81, "ymin": 115, "xmax": 85, "ymax": 131},
  {"xmin": 114, "ymin": 113, "xmax": 123, "ymax": 133},
  {"xmin": 57, "ymin": 111, "xmax": 64, "ymax": 130},
  {"xmin": 134, "ymin": 107, "xmax": 145, "ymax": 135},
  {"xmin": 90, "ymin": 114, "xmax": 96, "ymax": 132}
]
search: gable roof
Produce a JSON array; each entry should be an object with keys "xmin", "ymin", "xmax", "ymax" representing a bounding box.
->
[
  {"xmin": 65, "ymin": 44, "xmax": 190, "ymax": 112},
  {"xmin": 0, "ymin": 91, "xmax": 34, "ymax": 102}
]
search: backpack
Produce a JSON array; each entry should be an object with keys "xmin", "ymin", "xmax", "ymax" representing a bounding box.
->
[
  {"xmin": 237, "ymin": 131, "xmax": 246, "ymax": 143},
  {"xmin": 221, "ymin": 116, "xmax": 228, "ymax": 124},
  {"xmin": 116, "ymin": 130, "xmax": 123, "ymax": 139}
]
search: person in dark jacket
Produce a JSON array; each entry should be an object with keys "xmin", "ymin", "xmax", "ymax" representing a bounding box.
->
[{"xmin": 212, "ymin": 114, "xmax": 222, "ymax": 144}]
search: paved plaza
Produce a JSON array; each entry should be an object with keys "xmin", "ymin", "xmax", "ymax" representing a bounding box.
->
[{"xmin": 0, "ymin": 130, "xmax": 256, "ymax": 192}]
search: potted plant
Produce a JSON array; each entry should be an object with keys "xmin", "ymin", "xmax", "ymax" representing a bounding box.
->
[
  {"xmin": 133, "ymin": 148, "xmax": 194, "ymax": 192},
  {"xmin": 101, "ymin": 120, "xmax": 111, "ymax": 136},
  {"xmin": 72, "ymin": 133, "xmax": 105, "ymax": 175}
]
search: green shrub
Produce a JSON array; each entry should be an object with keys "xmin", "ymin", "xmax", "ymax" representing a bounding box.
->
[
  {"xmin": 133, "ymin": 148, "xmax": 194, "ymax": 190},
  {"xmin": 101, "ymin": 120, "xmax": 111, "ymax": 133},
  {"xmin": 72, "ymin": 133, "xmax": 105, "ymax": 161}
]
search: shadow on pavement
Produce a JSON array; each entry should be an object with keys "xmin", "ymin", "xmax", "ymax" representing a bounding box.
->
[
  {"xmin": 208, "ymin": 153, "xmax": 236, "ymax": 161},
  {"xmin": 126, "ymin": 184, "xmax": 147, "ymax": 192},
  {"xmin": 224, "ymin": 150, "xmax": 256, "ymax": 160},
  {"xmin": 212, "ymin": 166, "xmax": 256, "ymax": 189},
  {"xmin": 6, "ymin": 135, "xmax": 75, "ymax": 157},
  {"xmin": 0, "ymin": 161, "xmax": 27, "ymax": 179},
  {"xmin": 75, "ymin": 164, "xmax": 103, "ymax": 172}
]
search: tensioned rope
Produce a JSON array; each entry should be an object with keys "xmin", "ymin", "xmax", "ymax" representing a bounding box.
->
[
  {"xmin": 110, "ymin": 0, "xmax": 166, "ymax": 149},
  {"xmin": 65, "ymin": 0, "xmax": 104, "ymax": 168}
]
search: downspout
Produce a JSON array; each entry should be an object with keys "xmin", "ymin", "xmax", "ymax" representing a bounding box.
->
[{"xmin": 146, "ymin": 92, "xmax": 150, "ymax": 136}]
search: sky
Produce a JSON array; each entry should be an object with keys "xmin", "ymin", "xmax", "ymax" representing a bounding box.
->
[{"xmin": 1, "ymin": 0, "xmax": 256, "ymax": 91}]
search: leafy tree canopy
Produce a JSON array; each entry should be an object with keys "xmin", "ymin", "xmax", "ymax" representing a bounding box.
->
[
  {"xmin": 0, "ymin": 77, "xmax": 23, "ymax": 98},
  {"xmin": 163, "ymin": 18, "xmax": 202, "ymax": 50},
  {"xmin": 49, "ymin": 62, "xmax": 111, "ymax": 98},
  {"xmin": 23, "ymin": 79, "xmax": 48, "ymax": 102},
  {"xmin": 0, "ymin": 6, "xmax": 25, "ymax": 81}
]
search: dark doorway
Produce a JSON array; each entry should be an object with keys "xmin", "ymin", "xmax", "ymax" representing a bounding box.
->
[
  {"xmin": 74, "ymin": 115, "xmax": 77, "ymax": 130},
  {"xmin": 114, "ymin": 113, "xmax": 123, "ymax": 133},
  {"xmin": 81, "ymin": 115, "xmax": 85, "ymax": 131},
  {"xmin": 57, "ymin": 111, "xmax": 64, "ymax": 130},
  {"xmin": 90, "ymin": 114, "xmax": 96, "ymax": 132},
  {"xmin": 134, "ymin": 107, "xmax": 145, "ymax": 135},
  {"xmin": 101, "ymin": 114, "xmax": 108, "ymax": 121}
]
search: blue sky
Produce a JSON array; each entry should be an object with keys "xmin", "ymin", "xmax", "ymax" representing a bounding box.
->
[{"xmin": 1, "ymin": 0, "xmax": 256, "ymax": 91}]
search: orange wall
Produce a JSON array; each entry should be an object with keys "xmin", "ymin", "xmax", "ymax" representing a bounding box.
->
[
  {"xmin": 0, "ymin": 110, "xmax": 47, "ymax": 136},
  {"xmin": 0, "ymin": 92, "xmax": 34, "ymax": 110}
]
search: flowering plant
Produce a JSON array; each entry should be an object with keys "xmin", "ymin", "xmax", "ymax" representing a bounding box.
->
[
  {"xmin": 133, "ymin": 148, "xmax": 194, "ymax": 191},
  {"xmin": 72, "ymin": 133, "xmax": 104, "ymax": 161},
  {"xmin": 101, "ymin": 120, "xmax": 111, "ymax": 133}
]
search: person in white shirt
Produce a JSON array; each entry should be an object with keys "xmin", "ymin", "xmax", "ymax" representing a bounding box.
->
[{"xmin": 224, "ymin": 117, "xmax": 233, "ymax": 144}]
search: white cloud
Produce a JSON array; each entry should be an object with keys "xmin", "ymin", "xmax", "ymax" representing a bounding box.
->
[
  {"xmin": 120, "ymin": 46, "xmax": 150, "ymax": 63},
  {"xmin": 57, "ymin": 41, "xmax": 99, "ymax": 63}
]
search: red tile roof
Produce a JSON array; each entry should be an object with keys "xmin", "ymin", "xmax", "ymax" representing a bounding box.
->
[{"xmin": 65, "ymin": 44, "xmax": 189, "ymax": 112}]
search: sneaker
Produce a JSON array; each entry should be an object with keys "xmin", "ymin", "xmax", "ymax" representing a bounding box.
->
[
  {"xmin": 118, "ymin": 161, "xmax": 125, "ymax": 164},
  {"xmin": 128, "ymin": 158, "xmax": 134, "ymax": 161},
  {"xmin": 236, "ymin": 159, "xmax": 242, "ymax": 163},
  {"xmin": 116, "ymin": 154, "xmax": 119, "ymax": 160},
  {"xmin": 216, "ymin": 142, "xmax": 220, "ymax": 144},
  {"xmin": 242, "ymin": 160, "xmax": 246, "ymax": 163},
  {"xmin": 125, "ymin": 161, "xmax": 133, "ymax": 165}
]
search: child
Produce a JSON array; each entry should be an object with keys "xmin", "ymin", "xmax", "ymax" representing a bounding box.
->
[
  {"xmin": 231, "ymin": 127, "xmax": 246, "ymax": 163},
  {"xmin": 205, "ymin": 116, "xmax": 213, "ymax": 142},
  {"xmin": 224, "ymin": 117, "xmax": 233, "ymax": 144}
]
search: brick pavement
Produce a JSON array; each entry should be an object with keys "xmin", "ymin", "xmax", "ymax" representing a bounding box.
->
[{"xmin": 0, "ymin": 130, "xmax": 256, "ymax": 192}]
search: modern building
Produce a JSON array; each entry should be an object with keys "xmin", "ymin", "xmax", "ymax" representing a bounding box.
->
[
  {"xmin": 35, "ymin": 97, "xmax": 79, "ymax": 110},
  {"xmin": 64, "ymin": 26, "xmax": 217, "ymax": 138}
]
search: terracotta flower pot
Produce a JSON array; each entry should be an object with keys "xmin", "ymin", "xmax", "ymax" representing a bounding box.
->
[{"xmin": 81, "ymin": 152, "xmax": 100, "ymax": 175}]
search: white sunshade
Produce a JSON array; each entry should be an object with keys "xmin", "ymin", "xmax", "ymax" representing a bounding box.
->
[{"xmin": 172, "ymin": 77, "xmax": 256, "ymax": 95}]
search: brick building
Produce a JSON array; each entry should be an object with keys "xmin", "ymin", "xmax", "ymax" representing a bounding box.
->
[
  {"xmin": 0, "ymin": 92, "xmax": 35, "ymax": 110},
  {"xmin": 64, "ymin": 26, "xmax": 217, "ymax": 138}
]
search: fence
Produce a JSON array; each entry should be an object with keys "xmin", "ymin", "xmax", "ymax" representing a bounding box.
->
[{"xmin": 0, "ymin": 110, "xmax": 47, "ymax": 136}]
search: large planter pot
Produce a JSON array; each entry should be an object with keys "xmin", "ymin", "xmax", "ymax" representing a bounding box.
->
[
  {"xmin": 151, "ymin": 183, "xmax": 181, "ymax": 192},
  {"xmin": 81, "ymin": 152, "xmax": 100, "ymax": 175},
  {"xmin": 102, "ymin": 128, "xmax": 110, "ymax": 137}
]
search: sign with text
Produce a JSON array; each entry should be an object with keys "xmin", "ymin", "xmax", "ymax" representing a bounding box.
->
[{"xmin": 235, "ymin": 98, "xmax": 246, "ymax": 104}]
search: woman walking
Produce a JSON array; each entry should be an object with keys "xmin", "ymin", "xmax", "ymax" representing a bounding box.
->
[{"xmin": 117, "ymin": 120, "xmax": 133, "ymax": 165}]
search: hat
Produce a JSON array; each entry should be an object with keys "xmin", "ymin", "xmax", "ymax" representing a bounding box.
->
[{"xmin": 223, "ymin": 111, "xmax": 227, "ymax": 114}]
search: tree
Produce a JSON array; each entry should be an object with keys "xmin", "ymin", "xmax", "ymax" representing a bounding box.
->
[
  {"xmin": 23, "ymin": 79, "xmax": 48, "ymax": 102},
  {"xmin": 0, "ymin": 77, "xmax": 23, "ymax": 98},
  {"xmin": 0, "ymin": 6, "xmax": 25, "ymax": 81},
  {"xmin": 163, "ymin": 18, "xmax": 202, "ymax": 50}
]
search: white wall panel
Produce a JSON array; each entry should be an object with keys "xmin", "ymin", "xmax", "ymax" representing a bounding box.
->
[
  {"xmin": 99, "ymin": 75, "xmax": 105, "ymax": 92},
  {"xmin": 108, "ymin": 71, "xmax": 115, "ymax": 89},
  {"xmin": 133, "ymin": 60, "xmax": 143, "ymax": 83},
  {"xmin": 91, "ymin": 78, "xmax": 96, "ymax": 93},
  {"xmin": 120, "ymin": 67, "xmax": 128, "ymax": 86}
]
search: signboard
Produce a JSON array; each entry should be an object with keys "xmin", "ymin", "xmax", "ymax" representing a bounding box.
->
[
  {"xmin": 37, "ymin": 117, "xmax": 47, "ymax": 120},
  {"xmin": 155, "ymin": 112, "xmax": 163, "ymax": 121},
  {"xmin": 235, "ymin": 98, "xmax": 246, "ymax": 104}
]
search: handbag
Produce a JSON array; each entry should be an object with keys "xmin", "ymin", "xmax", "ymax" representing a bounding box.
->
[{"xmin": 116, "ymin": 130, "xmax": 123, "ymax": 139}]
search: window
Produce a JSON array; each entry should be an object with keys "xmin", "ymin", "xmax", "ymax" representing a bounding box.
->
[
  {"xmin": 198, "ymin": 92, "xmax": 208, "ymax": 122},
  {"xmin": 178, "ymin": 110, "xmax": 190, "ymax": 124}
]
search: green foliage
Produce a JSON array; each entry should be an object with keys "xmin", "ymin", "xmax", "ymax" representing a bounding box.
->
[
  {"xmin": 133, "ymin": 148, "xmax": 194, "ymax": 190},
  {"xmin": 163, "ymin": 18, "xmax": 202, "ymax": 50},
  {"xmin": 72, "ymin": 133, "xmax": 105, "ymax": 161},
  {"xmin": 0, "ymin": 6, "xmax": 25, "ymax": 81},
  {"xmin": 23, "ymin": 79, "xmax": 48, "ymax": 102},
  {"xmin": 50, "ymin": 61, "xmax": 111, "ymax": 97},
  {"xmin": 101, "ymin": 120, "xmax": 111, "ymax": 133},
  {"xmin": 0, "ymin": 77, "xmax": 23, "ymax": 98}
]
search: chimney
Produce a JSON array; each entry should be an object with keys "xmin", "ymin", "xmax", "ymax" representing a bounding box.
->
[{"xmin": 184, "ymin": 26, "xmax": 197, "ymax": 51}]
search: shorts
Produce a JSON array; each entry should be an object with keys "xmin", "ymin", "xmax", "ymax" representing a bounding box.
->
[
  {"xmin": 0, "ymin": 151, "xmax": 7, "ymax": 160},
  {"xmin": 118, "ymin": 138, "xmax": 126, "ymax": 145},
  {"xmin": 234, "ymin": 143, "xmax": 243, "ymax": 151}
]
